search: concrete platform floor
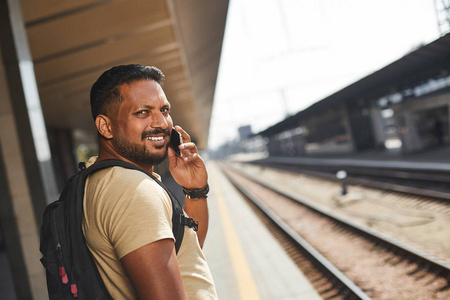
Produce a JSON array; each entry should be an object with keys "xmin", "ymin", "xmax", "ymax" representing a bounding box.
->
[{"xmin": 203, "ymin": 162, "xmax": 321, "ymax": 300}]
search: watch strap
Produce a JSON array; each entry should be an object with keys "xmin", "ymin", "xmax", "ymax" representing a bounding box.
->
[{"xmin": 182, "ymin": 183, "xmax": 209, "ymax": 199}]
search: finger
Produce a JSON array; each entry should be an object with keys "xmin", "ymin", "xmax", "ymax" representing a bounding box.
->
[
  {"xmin": 179, "ymin": 143, "xmax": 197, "ymax": 156},
  {"xmin": 180, "ymin": 142, "xmax": 197, "ymax": 152},
  {"xmin": 174, "ymin": 126, "xmax": 191, "ymax": 143},
  {"xmin": 180, "ymin": 142, "xmax": 199, "ymax": 159},
  {"xmin": 182, "ymin": 152, "xmax": 199, "ymax": 162}
]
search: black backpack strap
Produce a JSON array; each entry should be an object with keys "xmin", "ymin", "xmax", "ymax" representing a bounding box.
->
[{"xmin": 82, "ymin": 159, "xmax": 190, "ymax": 253}]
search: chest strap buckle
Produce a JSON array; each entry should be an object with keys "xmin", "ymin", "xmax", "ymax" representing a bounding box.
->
[{"xmin": 180, "ymin": 215, "xmax": 198, "ymax": 232}]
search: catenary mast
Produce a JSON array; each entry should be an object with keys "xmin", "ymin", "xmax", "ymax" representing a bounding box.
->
[{"xmin": 434, "ymin": 0, "xmax": 450, "ymax": 34}]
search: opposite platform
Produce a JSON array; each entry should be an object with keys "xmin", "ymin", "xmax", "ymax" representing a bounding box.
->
[{"xmin": 202, "ymin": 162, "xmax": 321, "ymax": 300}]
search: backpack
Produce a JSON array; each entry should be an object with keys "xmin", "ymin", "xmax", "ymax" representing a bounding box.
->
[{"xmin": 39, "ymin": 159, "xmax": 197, "ymax": 299}]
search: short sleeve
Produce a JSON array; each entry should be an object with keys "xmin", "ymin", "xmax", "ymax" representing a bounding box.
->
[{"xmin": 95, "ymin": 168, "xmax": 174, "ymax": 259}]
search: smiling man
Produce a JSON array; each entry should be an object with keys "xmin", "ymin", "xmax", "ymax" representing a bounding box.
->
[{"xmin": 83, "ymin": 64, "xmax": 217, "ymax": 299}]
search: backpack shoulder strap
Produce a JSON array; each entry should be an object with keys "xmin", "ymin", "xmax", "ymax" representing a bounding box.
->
[{"xmin": 81, "ymin": 159, "xmax": 190, "ymax": 253}]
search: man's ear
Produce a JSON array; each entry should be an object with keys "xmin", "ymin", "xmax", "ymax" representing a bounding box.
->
[{"xmin": 95, "ymin": 114, "xmax": 114, "ymax": 139}]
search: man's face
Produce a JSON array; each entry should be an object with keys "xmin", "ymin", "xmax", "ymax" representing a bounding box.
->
[{"xmin": 111, "ymin": 79, "xmax": 173, "ymax": 166}]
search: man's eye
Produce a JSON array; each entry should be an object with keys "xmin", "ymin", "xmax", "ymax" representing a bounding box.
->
[
  {"xmin": 162, "ymin": 108, "xmax": 170, "ymax": 114},
  {"xmin": 136, "ymin": 110, "xmax": 148, "ymax": 115}
]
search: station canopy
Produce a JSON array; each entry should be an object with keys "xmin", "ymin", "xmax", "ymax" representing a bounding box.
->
[
  {"xmin": 260, "ymin": 32, "xmax": 450, "ymax": 137},
  {"xmin": 21, "ymin": 0, "xmax": 229, "ymax": 149}
]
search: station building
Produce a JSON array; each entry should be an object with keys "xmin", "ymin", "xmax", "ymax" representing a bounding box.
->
[{"xmin": 256, "ymin": 33, "xmax": 450, "ymax": 158}]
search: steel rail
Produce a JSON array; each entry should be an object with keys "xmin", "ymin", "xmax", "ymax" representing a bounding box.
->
[
  {"xmin": 221, "ymin": 166, "xmax": 373, "ymax": 300},
  {"xmin": 224, "ymin": 164, "xmax": 450, "ymax": 284}
]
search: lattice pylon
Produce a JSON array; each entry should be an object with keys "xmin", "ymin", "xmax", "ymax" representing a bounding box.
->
[{"xmin": 434, "ymin": 0, "xmax": 450, "ymax": 35}]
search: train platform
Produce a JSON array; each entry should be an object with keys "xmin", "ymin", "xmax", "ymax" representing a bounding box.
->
[
  {"xmin": 231, "ymin": 144, "xmax": 450, "ymax": 172},
  {"xmin": 202, "ymin": 161, "xmax": 321, "ymax": 300},
  {"xmin": 322, "ymin": 144, "xmax": 450, "ymax": 163},
  {"xmin": 317, "ymin": 144, "xmax": 450, "ymax": 163}
]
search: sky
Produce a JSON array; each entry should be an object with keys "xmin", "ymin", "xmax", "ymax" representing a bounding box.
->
[{"xmin": 207, "ymin": 0, "xmax": 441, "ymax": 150}]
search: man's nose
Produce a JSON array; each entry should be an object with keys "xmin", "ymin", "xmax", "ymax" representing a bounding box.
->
[{"xmin": 151, "ymin": 112, "xmax": 169, "ymax": 129}]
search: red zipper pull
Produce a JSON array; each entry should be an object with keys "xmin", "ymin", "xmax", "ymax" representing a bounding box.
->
[
  {"xmin": 58, "ymin": 267, "xmax": 68, "ymax": 284},
  {"xmin": 71, "ymin": 284, "xmax": 78, "ymax": 298}
]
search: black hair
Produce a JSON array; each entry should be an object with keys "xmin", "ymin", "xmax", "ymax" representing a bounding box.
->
[{"xmin": 90, "ymin": 64, "xmax": 165, "ymax": 120}]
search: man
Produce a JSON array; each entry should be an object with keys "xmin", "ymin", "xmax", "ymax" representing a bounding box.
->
[{"xmin": 83, "ymin": 64, "xmax": 217, "ymax": 299}]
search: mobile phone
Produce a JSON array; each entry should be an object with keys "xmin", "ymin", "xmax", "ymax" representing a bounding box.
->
[{"xmin": 169, "ymin": 128, "xmax": 183, "ymax": 157}]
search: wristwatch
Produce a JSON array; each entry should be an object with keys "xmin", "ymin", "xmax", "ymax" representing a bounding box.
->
[{"xmin": 182, "ymin": 183, "xmax": 209, "ymax": 199}]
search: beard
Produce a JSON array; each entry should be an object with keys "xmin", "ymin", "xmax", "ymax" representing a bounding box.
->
[{"xmin": 112, "ymin": 128, "xmax": 170, "ymax": 166}]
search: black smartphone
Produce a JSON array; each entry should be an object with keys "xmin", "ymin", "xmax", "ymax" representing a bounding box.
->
[{"xmin": 169, "ymin": 128, "xmax": 182, "ymax": 157}]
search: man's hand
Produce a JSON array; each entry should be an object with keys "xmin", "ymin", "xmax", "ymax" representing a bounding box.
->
[
  {"xmin": 167, "ymin": 126, "xmax": 207, "ymax": 189},
  {"xmin": 167, "ymin": 126, "xmax": 209, "ymax": 247}
]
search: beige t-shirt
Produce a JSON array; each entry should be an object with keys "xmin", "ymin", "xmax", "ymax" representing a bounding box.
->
[{"xmin": 82, "ymin": 159, "xmax": 217, "ymax": 299}]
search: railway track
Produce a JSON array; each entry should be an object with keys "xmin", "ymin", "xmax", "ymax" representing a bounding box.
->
[
  {"xmin": 249, "ymin": 156, "xmax": 450, "ymax": 200},
  {"xmin": 220, "ymin": 163, "xmax": 450, "ymax": 300}
]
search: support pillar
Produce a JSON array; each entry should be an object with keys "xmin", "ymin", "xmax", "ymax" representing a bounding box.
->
[{"xmin": 0, "ymin": 0, "xmax": 59, "ymax": 298}]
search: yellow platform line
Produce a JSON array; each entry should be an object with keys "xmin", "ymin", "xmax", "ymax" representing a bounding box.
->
[{"xmin": 211, "ymin": 168, "xmax": 261, "ymax": 300}]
